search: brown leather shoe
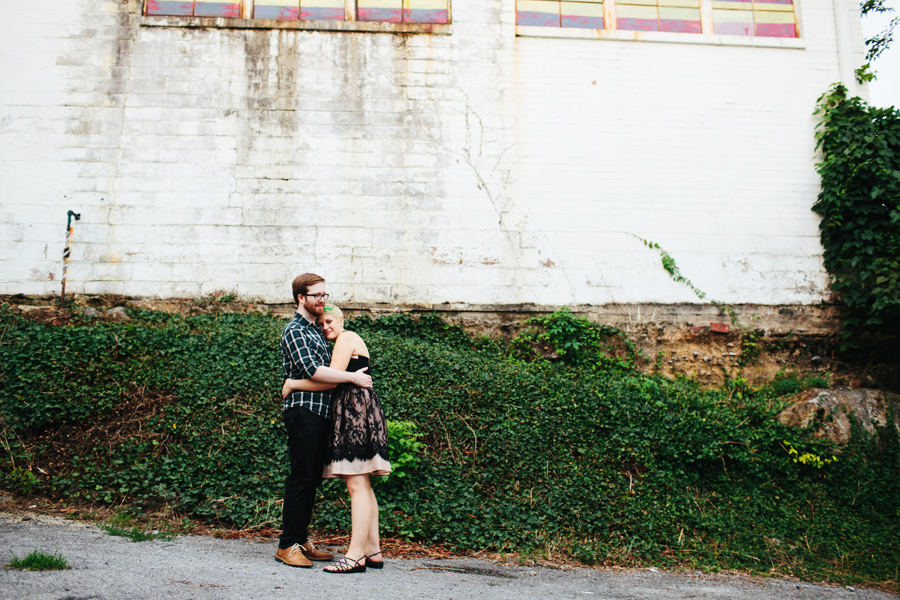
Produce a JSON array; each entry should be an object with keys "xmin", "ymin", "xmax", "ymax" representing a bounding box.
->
[
  {"xmin": 275, "ymin": 544, "xmax": 313, "ymax": 568},
  {"xmin": 301, "ymin": 540, "xmax": 334, "ymax": 561}
]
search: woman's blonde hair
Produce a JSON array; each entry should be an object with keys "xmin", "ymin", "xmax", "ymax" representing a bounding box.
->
[{"xmin": 322, "ymin": 303, "xmax": 343, "ymax": 319}]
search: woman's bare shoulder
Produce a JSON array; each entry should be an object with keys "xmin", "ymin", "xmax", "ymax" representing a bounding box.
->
[
  {"xmin": 335, "ymin": 330, "xmax": 363, "ymax": 344},
  {"xmin": 336, "ymin": 331, "xmax": 368, "ymax": 355}
]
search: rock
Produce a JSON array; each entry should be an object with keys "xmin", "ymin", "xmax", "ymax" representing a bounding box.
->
[
  {"xmin": 17, "ymin": 305, "xmax": 53, "ymax": 312},
  {"xmin": 106, "ymin": 306, "xmax": 131, "ymax": 320},
  {"xmin": 777, "ymin": 388, "xmax": 900, "ymax": 445},
  {"xmin": 83, "ymin": 307, "xmax": 99, "ymax": 317}
]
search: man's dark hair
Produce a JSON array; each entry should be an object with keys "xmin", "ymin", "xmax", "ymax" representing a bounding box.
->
[{"xmin": 291, "ymin": 273, "xmax": 325, "ymax": 304}]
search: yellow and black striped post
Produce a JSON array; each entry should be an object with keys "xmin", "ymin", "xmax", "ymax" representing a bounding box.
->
[{"xmin": 60, "ymin": 210, "xmax": 81, "ymax": 308}]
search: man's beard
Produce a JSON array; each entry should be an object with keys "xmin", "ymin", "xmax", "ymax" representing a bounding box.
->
[{"xmin": 307, "ymin": 300, "xmax": 324, "ymax": 315}]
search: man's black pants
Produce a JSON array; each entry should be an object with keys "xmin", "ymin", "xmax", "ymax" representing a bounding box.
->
[{"xmin": 279, "ymin": 406, "xmax": 330, "ymax": 549}]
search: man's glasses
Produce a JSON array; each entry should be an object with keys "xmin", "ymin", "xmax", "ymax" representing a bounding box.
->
[{"xmin": 303, "ymin": 293, "xmax": 329, "ymax": 300}]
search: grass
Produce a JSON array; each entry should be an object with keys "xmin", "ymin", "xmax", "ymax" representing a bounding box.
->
[
  {"xmin": 8, "ymin": 549, "xmax": 69, "ymax": 570},
  {"xmin": 98, "ymin": 523, "xmax": 174, "ymax": 542},
  {"xmin": 98, "ymin": 510, "xmax": 175, "ymax": 542}
]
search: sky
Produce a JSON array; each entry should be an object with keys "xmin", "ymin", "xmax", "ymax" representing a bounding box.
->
[{"xmin": 860, "ymin": 0, "xmax": 900, "ymax": 108}]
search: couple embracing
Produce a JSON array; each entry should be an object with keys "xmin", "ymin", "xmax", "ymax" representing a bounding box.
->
[{"xmin": 275, "ymin": 273, "xmax": 391, "ymax": 574}]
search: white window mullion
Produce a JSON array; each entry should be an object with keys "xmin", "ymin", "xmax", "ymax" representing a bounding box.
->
[
  {"xmin": 604, "ymin": 0, "xmax": 617, "ymax": 30},
  {"xmin": 699, "ymin": 0, "xmax": 714, "ymax": 34}
]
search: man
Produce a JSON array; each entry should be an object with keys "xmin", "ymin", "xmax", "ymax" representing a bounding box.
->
[{"xmin": 276, "ymin": 273, "xmax": 373, "ymax": 568}]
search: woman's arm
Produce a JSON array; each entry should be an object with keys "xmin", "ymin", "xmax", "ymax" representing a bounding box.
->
[
  {"xmin": 311, "ymin": 332, "xmax": 373, "ymax": 388},
  {"xmin": 311, "ymin": 365, "xmax": 372, "ymax": 388}
]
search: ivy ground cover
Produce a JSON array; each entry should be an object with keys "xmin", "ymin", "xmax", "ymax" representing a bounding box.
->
[{"xmin": 0, "ymin": 306, "xmax": 897, "ymax": 587}]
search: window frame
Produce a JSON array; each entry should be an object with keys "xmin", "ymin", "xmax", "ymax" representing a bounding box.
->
[
  {"xmin": 514, "ymin": 0, "xmax": 805, "ymax": 48},
  {"xmin": 141, "ymin": 0, "xmax": 452, "ymax": 34}
]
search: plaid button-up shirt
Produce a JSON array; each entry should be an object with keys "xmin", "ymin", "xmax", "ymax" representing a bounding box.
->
[{"xmin": 280, "ymin": 312, "xmax": 333, "ymax": 418}]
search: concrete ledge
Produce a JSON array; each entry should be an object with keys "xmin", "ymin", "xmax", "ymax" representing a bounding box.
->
[
  {"xmin": 262, "ymin": 301, "xmax": 841, "ymax": 337},
  {"xmin": 2, "ymin": 295, "xmax": 841, "ymax": 337}
]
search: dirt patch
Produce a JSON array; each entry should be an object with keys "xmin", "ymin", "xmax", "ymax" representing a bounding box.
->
[
  {"xmin": 645, "ymin": 326, "xmax": 897, "ymax": 392},
  {"xmin": 644, "ymin": 326, "xmax": 828, "ymax": 386},
  {"xmin": 12, "ymin": 387, "xmax": 177, "ymax": 484}
]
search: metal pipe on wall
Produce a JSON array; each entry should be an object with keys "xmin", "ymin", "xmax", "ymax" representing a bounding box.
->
[{"xmin": 60, "ymin": 210, "xmax": 81, "ymax": 308}]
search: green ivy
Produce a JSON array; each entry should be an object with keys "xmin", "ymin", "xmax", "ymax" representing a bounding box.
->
[
  {"xmin": 383, "ymin": 420, "xmax": 426, "ymax": 480},
  {"xmin": 813, "ymin": 85, "xmax": 900, "ymax": 346},
  {"xmin": 0, "ymin": 305, "xmax": 898, "ymax": 585},
  {"xmin": 860, "ymin": 0, "xmax": 898, "ymax": 62},
  {"xmin": 508, "ymin": 306, "xmax": 639, "ymax": 370},
  {"xmin": 633, "ymin": 235, "xmax": 707, "ymax": 301},
  {"xmin": 633, "ymin": 236, "xmax": 738, "ymax": 324}
]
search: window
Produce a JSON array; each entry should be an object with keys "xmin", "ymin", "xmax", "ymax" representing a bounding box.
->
[
  {"xmin": 516, "ymin": 0, "xmax": 604, "ymax": 27},
  {"xmin": 711, "ymin": 0, "xmax": 796, "ymax": 37},
  {"xmin": 516, "ymin": 0, "xmax": 798, "ymax": 37},
  {"xmin": 145, "ymin": 0, "xmax": 450, "ymax": 24},
  {"xmin": 617, "ymin": 0, "xmax": 701, "ymax": 33},
  {"xmin": 146, "ymin": 1, "xmax": 241, "ymax": 17}
]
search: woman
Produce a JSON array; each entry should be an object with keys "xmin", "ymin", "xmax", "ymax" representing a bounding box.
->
[{"xmin": 282, "ymin": 304, "xmax": 391, "ymax": 574}]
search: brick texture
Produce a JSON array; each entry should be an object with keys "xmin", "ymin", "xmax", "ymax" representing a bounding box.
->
[{"xmin": 0, "ymin": 0, "xmax": 868, "ymax": 305}]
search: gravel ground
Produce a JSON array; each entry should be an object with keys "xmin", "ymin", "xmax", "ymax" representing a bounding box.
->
[{"xmin": 1, "ymin": 512, "xmax": 896, "ymax": 600}]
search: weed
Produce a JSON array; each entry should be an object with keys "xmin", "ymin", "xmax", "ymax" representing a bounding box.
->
[
  {"xmin": 9, "ymin": 549, "xmax": 69, "ymax": 570},
  {"xmin": 736, "ymin": 330, "xmax": 763, "ymax": 367},
  {"xmin": 99, "ymin": 523, "xmax": 174, "ymax": 542},
  {"xmin": 98, "ymin": 510, "xmax": 175, "ymax": 542}
]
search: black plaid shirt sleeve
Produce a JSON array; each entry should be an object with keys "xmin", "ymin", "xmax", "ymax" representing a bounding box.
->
[{"xmin": 280, "ymin": 313, "xmax": 332, "ymax": 418}]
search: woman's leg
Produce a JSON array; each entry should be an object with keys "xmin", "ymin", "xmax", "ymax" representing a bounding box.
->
[
  {"xmin": 344, "ymin": 474, "xmax": 373, "ymax": 560},
  {"xmin": 365, "ymin": 486, "xmax": 381, "ymax": 557}
]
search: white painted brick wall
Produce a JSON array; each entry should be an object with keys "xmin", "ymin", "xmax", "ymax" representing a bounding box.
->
[{"xmin": 0, "ymin": 0, "xmax": 870, "ymax": 306}]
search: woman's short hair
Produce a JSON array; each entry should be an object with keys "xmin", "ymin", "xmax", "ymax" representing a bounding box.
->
[{"xmin": 322, "ymin": 304, "xmax": 343, "ymax": 319}]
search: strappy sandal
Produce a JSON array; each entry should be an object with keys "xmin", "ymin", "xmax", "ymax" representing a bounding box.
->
[
  {"xmin": 324, "ymin": 556, "xmax": 366, "ymax": 574},
  {"xmin": 365, "ymin": 551, "xmax": 384, "ymax": 569}
]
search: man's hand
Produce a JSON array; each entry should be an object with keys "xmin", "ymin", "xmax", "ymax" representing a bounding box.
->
[{"xmin": 349, "ymin": 367, "xmax": 373, "ymax": 388}]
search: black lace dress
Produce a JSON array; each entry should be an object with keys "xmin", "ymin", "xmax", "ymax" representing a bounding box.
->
[{"xmin": 323, "ymin": 355, "xmax": 391, "ymax": 478}]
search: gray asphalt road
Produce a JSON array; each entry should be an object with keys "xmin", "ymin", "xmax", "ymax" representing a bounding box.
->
[{"xmin": 1, "ymin": 512, "xmax": 895, "ymax": 600}]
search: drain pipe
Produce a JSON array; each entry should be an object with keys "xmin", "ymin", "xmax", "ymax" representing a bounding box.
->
[
  {"xmin": 60, "ymin": 210, "xmax": 81, "ymax": 308},
  {"xmin": 832, "ymin": 0, "xmax": 858, "ymax": 95}
]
